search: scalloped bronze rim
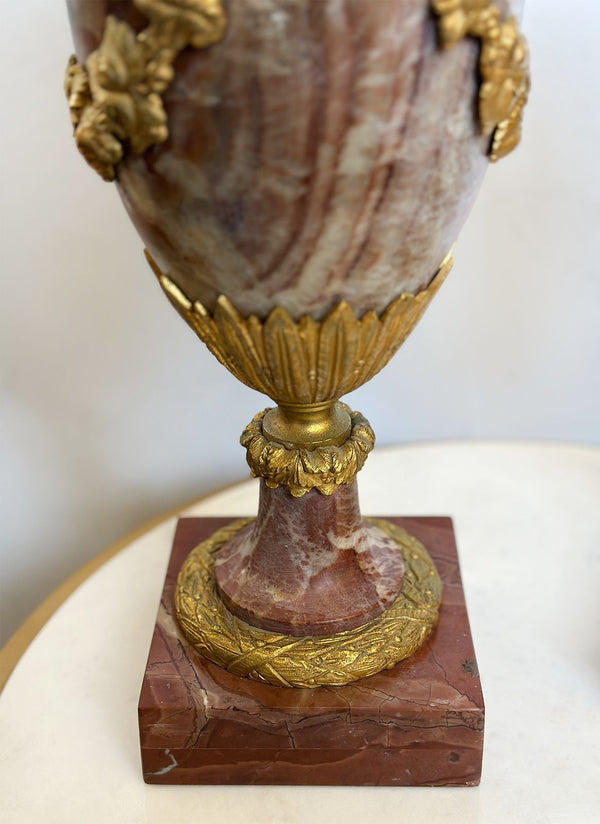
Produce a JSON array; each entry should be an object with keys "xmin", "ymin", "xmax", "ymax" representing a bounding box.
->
[{"xmin": 175, "ymin": 517, "xmax": 442, "ymax": 688}]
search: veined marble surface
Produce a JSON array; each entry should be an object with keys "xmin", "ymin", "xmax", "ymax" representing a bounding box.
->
[
  {"xmin": 68, "ymin": 0, "xmax": 489, "ymax": 319},
  {"xmin": 215, "ymin": 480, "xmax": 404, "ymax": 634}
]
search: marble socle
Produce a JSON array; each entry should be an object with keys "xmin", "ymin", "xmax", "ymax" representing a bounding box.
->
[{"xmin": 139, "ymin": 516, "xmax": 484, "ymax": 786}]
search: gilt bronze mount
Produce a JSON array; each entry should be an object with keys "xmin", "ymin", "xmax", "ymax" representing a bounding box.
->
[{"xmin": 176, "ymin": 518, "xmax": 442, "ymax": 688}]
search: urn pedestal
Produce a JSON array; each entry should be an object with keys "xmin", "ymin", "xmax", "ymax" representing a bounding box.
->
[{"xmin": 139, "ymin": 516, "xmax": 484, "ymax": 786}]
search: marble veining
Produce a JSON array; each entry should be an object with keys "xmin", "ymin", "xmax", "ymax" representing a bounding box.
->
[
  {"xmin": 68, "ymin": 0, "xmax": 489, "ymax": 320},
  {"xmin": 214, "ymin": 480, "xmax": 404, "ymax": 635},
  {"xmin": 139, "ymin": 516, "xmax": 484, "ymax": 785}
]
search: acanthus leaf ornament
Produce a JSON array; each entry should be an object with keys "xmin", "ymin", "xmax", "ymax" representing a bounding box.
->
[
  {"xmin": 64, "ymin": 0, "xmax": 226, "ymax": 181},
  {"xmin": 432, "ymin": 0, "xmax": 530, "ymax": 161},
  {"xmin": 147, "ymin": 250, "xmax": 452, "ymax": 495}
]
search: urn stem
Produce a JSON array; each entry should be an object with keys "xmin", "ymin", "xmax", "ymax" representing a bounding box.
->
[{"xmin": 262, "ymin": 400, "xmax": 351, "ymax": 450}]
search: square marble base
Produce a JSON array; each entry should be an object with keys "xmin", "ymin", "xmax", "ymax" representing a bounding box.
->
[{"xmin": 138, "ymin": 516, "xmax": 484, "ymax": 785}]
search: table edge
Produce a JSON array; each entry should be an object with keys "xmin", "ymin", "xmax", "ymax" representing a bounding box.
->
[
  {"xmin": 0, "ymin": 481, "xmax": 243, "ymax": 693},
  {"xmin": 3, "ymin": 439, "xmax": 597, "ymax": 692}
]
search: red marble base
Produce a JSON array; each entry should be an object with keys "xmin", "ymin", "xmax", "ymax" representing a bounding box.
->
[{"xmin": 138, "ymin": 517, "xmax": 484, "ymax": 786}]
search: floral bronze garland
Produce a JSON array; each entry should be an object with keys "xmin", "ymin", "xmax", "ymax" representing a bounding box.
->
[
  {"xmin": 65, "ymin": 1, "xmax": 527, "ymax": 179},
  {"xmin": 432, "ymin": 0, "xmax": 530, "ymax": 161},
  {"xmin": 64, "ymin": 0, "xmax": 226, "ymax": 181}
]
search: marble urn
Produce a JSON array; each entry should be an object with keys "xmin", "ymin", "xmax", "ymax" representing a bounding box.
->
[{"xmin": 65, "ymin": 0, "xmax": 528, "ymax": 689}]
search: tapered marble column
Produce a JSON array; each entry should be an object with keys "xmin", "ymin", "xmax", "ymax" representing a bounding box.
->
[{"xmin": 215, "ymin": 479, "xmax": 404, "ymax": 636}]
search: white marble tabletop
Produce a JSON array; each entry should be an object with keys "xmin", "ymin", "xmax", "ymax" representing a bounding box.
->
[{"xmin": 2, "ymin": 442, "xmax": 599, "ymax": 823}]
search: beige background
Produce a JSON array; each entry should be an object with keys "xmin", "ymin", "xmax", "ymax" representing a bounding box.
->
[{"xmin": 1, "ymin": 0, "xmax": 599, "ymax": 644}]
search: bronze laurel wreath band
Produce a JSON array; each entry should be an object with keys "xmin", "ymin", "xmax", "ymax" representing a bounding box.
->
[{"xmin": 175, "ymin": 517, "xmax": 442, "ymax": 688}]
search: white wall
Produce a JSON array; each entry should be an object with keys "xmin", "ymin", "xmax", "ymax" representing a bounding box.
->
[{"xmin": 1, "ymin": 0, "xmax": 599, "ymax": 644}]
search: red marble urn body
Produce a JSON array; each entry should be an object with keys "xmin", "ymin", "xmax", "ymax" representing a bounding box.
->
[{"xmin": 67, "ymin": 0, "xmax": 489, "ymax": 320}]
